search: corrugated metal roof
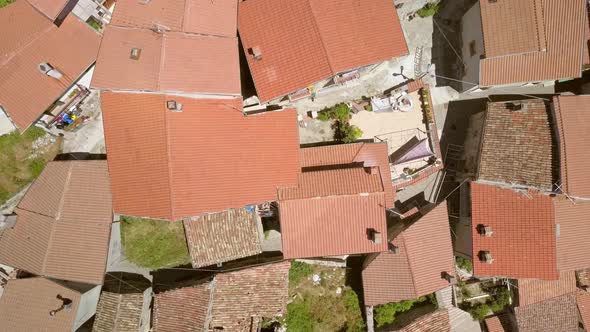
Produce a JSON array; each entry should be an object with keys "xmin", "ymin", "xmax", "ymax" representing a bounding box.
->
[
  {"xmin": 238, "ymin": 0, "xmax": 408, "ymax": 101},
  {"xmin": 101, "ymin": 92, "xmax": 300, "ymax": 220},
  {"xmin": 0, "ymin": 161, "xmax": 113, "ymax": 285},
  {"xmin": 0, "ymin": 1, "xmax": 100, "ymax": 131},
  {"xmin": 480, "ymin": 0, "xmax": 586, "ymax": 86},
  {"xmin": 92, "ymin": 26, "xmax": 240, "ymax": 95}
]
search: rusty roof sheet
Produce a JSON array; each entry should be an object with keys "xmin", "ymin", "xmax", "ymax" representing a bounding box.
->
[
  {"xmin": 238, "ymin": 0, "xmax": 408, "ymax": 102},
  {"xmin": 93, "ymin": 292, "xmax": 145, "ymax": 332},
  {"xmin": 399, "ymin": 309, "xmax": 450, "ymax": 332},
  {"xmin": 101, "ymin": 92, "xmax": 300, "ymax": 220},
  {"xmin": 299, "ymin": 143, "xmax": 394, "ymax": 208},
  {"xmin": 471, "ymin": 183, "xmax": 559, "ymax": 280},
  {"xmin": 555, "ymin": 199, "xmax": 590, "ymax": 271},
  {"xmin": 92, "ymin": 26, "xmax": 240, "ymax": 95},
  {"xmin": 552, "ymin": 95, "xmax": 590, "ymax": 198},
  {"xmin": 517, "ymin": 271, "xmax": 577, "ymax": 306},
  {"xmin": 477, "ymin": 100, "xmax": 555, "ymax": 190},
  {"xmin": 279, "ymin": 192, "xmax": 388, "ymax": 259},
  {"xmin": 27, "ymin": 0, "xmax": 69, "ymax": 20},
  {"xmin": 515, "ymin": 293, "xmax": 579, "ymax": 332},
  {"xmin": 362, "ymin": 203, "xmax": 455, "ymax": 306},
  {"xmin": 0, "ymin": 161, "xmax": 112, "ymax": 284},
  {"xmin": 480, "ymin": 0, "xmax": 586, "ymax": 86},
  {"xmin": 0, "ymin": 1, "xmax": 100, "ymax": 131},
  {"xmin": 183, "ymin": 208, "xmax": 262, "ymax": 268},
  {"xmin": 111, "ymin": 0, "xmax": 237, "ymax": 37},
  {"xmin": 0, "ymin": 277, "xmax": 81, "ymax": 331}
]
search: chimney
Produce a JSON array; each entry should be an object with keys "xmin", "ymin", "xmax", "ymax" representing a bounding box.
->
[
  {"xmin": 38, "ymin": 63, "xmax": 63, "ymax": 80},
  {"xmin": 365, "ymin": 166, "xmax": 379, "ymax": 175},
  {"xmin": 367, "ymin": 228, "xmax": 382, "ymax": 244},
  {"xmin": 388, "ymin": 243, "xmax": 400, "ymax": 254},
  {"xmin": 248, "ymin": 46, "xmax": 262, "ymax": 61},
  {"xmin": 478, "ymin": 251, "xmax": 494, "ymax": 264},
  {"xmin": 0, "ymin": 214, "xmax": 16, "ymax": 230},
  {"xmin": 166, "ymin": 100, "xmax": 183, "ymax": 112},
  {"xmin": 49, "ymin": 295, "xmax": 73, "ymax": 317},
  {"xmin": 477, "ymin": 224, "xmax": 493, "ymax": 237}
]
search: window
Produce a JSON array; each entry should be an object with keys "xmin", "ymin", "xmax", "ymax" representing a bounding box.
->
[{"xmin": 469, "ymin": 41, "xmax": 477, "ymax": 57}]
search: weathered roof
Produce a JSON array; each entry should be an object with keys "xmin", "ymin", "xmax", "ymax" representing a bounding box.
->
[
  {"xmin": 398, "ymin": 309, "xmax": 450, "ymax": 332},
  {"xmin": 578, "ymin": 269, "xmax": 590, "ymax": 288},
  {"xmin": 515, "ymin": 293, "xmax": 579, "ymax": 332},
  {"xmin": 480, "ymin": 0, "xmax": 586, "ymax": 86},
  {"xmin": 111, "ymin": 0, "xmax": 237, "ymax": 37},
  {"xmin": 299, "ymin": 143, "xmax": 394, "ymax": 208},
  {"xmin": 477, "ymin": 100, "xmax": 555, "ymax": 190},
  {"xmin": 183, "ymin": 208, "xmax": 262, "ymax": 268},
  {"xmin": 555, "ymin": 199, "xmax": 590, "ymax": 271},
  {"xmin": 238, "ymin": 0, "xmax": 408, "ymax": 101},
  {"xmin": 0, "ymin": 161, "xmax": 112, "ymax": 284},
  {"xmin": 0, "ymin": 277, "xmax": 81, "ymax": 331},
  {"xmin": 516, "ymin": 271, "xmax": 577, "ymax": 306},
  {"xmin": 0, "ymin": 1, "xmax": 100, "ymax": 131},
  {"xmin": 101, "ymin": 92, "xmax": 300, "ymax": 220},
  {"xmin": 578, "ymin": 291, "xmax": 590, "ymax": 330},
  {"xmin": 552, "ymin": 95, "xmax": 590, "ymax": 198},
  {"xmin": 362, "ymin": 203, "xmax": 455, "ymax": 306},
  {"xmin": 27, "ymin": 0, "xmax": 70, "ymax": 20},
  {"xmin": 92, "ymin": 26, "xmax": 240, "ymax": 95},
  {"xmin": 471, "ymin": 183, "xmax": 559, "ymax": 280},
  {"xmin": 485, "ymin": 316, "xmax": 506, "ymax": 332},
  {"xmin": 92, "ymin": 292, "xmax": 145, "ymax": 332},
  {"xmin": 153, "ymin": 261, "xmax": 289, "ymax": 331}
]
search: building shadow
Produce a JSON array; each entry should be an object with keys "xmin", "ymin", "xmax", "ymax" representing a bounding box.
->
[{"xmin": 54, "ymin": 152, "xmax": 107, "ymax": 161}]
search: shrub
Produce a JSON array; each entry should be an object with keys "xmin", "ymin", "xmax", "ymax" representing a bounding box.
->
[
  {"xmin": 466, "ymin": 303, "xmax": 491, "ymax": 321},
  {"xmin": 87, "ymin": 19, "xmax": 103, "ymax": 31},
  {"xmin": 334, "ymin": 121, "xmax": 363, "ymax": 143},
  {"xmin": 289, "ymin": 261, "xmax": 313, "ymax": 286},
  {"xmin": 488, "ymin": 287, "xmax": 511, "ymax": 313},
  {"xmin": 286, "ymin": 298, "xmax": 313, "ymax": 332},
  {"xmin": 456, "ymin": 256, "xmax": 473, "ymax": 272},
  {"xmin": 28, "ymin": 158, "xmax": 46, "ymax": 178},
  {"xmin": 343, "ymin": 289, "xmax": 365, "ymax": 332},
  {"xmin": 416, "ymin": 2, "xmax": 440, "ymax": 18},
  {"xmin": 23, "ymin": 127, "xmax": 46, "ymax": 142},
  {"xmin": 317, "ymin": 103, "xmax": 351, "ymax": 122},
  {"xmin": 374, "ymin": 297, "xmax": 427, "ymax": 327},
  {"xmin": 0, "ymin": 0, "xmax": 15, "ymax": 8}
]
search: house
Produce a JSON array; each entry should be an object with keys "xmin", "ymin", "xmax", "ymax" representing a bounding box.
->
[
  {"xmin": 238, "ymin": 0, "xmax": 408, "ymax": 104},
  {"xmin": 92, "ymin": 273, "xmax": 152, "ymax": 332},
  {"xmin": 152, "ymin": 261, "xmax": 289, "ymax": 331},
  {"xmin": 183, "ymin": 208, "xmax": 263, "ymax": 268},
  {"xmin": 100, "ymin": 92, "xmax": 300, "ymax": 221},
  {"xmin": 0, "ymin": 277, "xmax": 102, "ymax": 331},
  {"xmin": 91, "ymin": 0, "xmax": 240, "ymax": 96},
  {"xmin": 459, "ymin": 0, "xmax": 587, "ymax": 92},
  {"xmin": 275, "ymin": 142, "xmax": 394, "ymax": 259},
  {"xmin": 26, "ymin": 0, "xmax": 78, "ymax": 25},
  {"xmin": 0, "ymin": 160, "xmax": 113, "ymax": 285},
  {"xmin": 0, "ymin": 0, "xmax": 101, "ymax": 135},
  {"xmin": 362, "ymin": 202, "xmax": 455, "ymax": 306}
]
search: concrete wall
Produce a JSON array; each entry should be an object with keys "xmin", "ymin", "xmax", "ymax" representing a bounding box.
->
[
  {"xmin": 139, "ymin": 287, "xmax": 152, "ymax": 332},
  {"xmin": 0, "ymin": 107, "xmax": 17, "ymax": 136},
  {"xmin": 461, "ymin": 111, "xmax": 486, "ymax": 180},
  {"xmin": 73, "ymin": 284, "xmax": 102, "ymax": 331},
  {"xmin": 460, "ymin": 2, "xmax": 484, "ymax": 91}
]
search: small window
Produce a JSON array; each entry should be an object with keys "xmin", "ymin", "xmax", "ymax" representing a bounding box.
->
[
  {"xmin": 130, "ymin": 48, "xmax": 142, "ymax": 60},
  {"xmin": 469, "ymin": 41, "xmax": 477, "ymax": 57}
]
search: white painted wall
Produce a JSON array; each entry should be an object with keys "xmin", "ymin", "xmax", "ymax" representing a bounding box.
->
[
  {"xmin": 73, "ymin": 284, "xmax": 102, "ymax": 331},
  {"xmin": 0, "ymin": 107, "xmax": 17, "ymax": 136}
]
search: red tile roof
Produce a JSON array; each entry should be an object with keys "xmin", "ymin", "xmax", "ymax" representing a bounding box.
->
[
  {"xmin": 299, "ymin": 143, "xmax": 394, "ymax": 208},
  {"xmin": 0, "ymin": 277, "xmax": 81, "ymax": 331},
  {"xmin": 515, "ymin": 293, "xmax": 579, "ymax": 332},
  {"xmin": 480, "ymin": 0, "xmax": 586, "ymax": 86},
  {"xmin": 0, "ymin": 1, "xmax": 100, "ymax": 131},
  {"xmin": 0, "ymin": 161, "xmax": 112, "ymax": 285},
  {"xmin": 101, "ymin": 92, "xmax": 300, "ymax": 220},
  {"xmin": 238, "ymin": 0, "xmax": 408, "ymax": 102},
  {"xmin": 111, "ymin": 0, "xmax": 237, "ymax": 37},
  {"xmin": 92, "ymin": 26, "xmax": 240, "ymax": 95},
  {"xmin": 153, "ymin": 282, "xmax": 211, "ymax": 332},
  {"xmin": 578, "ymin": 291, "xmax": 590, "ymax": 330},
  {"xmin": 27, "ymin": 0, "xmax": 69, "ymax": 20},
  {"xmin": 555, "ymin": 199, "xmax": 590, "ymax": 271},
  {"xmin": 362, "ymin": 203, "xmax": 455, "ymax": 306},
  {"xmin": 399, "ymin": 309, "xmax": 450, "ymax": 332},
  {"xmin": 471, "ymin": 183, "xmax": 559, "ymax": 280},
  {"xmin": 552, "ymin": 95, "xmax": 590, "ymax": 198},
  {"xmin": 517, "ymin": 271, "xmax": 577, "ymax": 306},
  {"xmin": 485, "ymin": 316, "xmax": 506, "ymax": 332},
  {"xmin": 279, "ymin": 192, "xmax": 388, "ymax": 259}
]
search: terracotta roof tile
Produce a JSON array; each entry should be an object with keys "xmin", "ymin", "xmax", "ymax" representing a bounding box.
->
[
  {"xmin": 515, "ymin": 293, "xmax": 579, "ymax": 332},
  {"xmin": 362, "ymin": 203, "xmax": 455, "ymax": 306},
  {"xmin": 0, "ymin": 1, "xmax": 100, "ymax": 131},
  {"xmin": 578, "ymin": 291, "xmax": 590, "ymax": 330},
  {"xmin": 299, "ymin": 143, "xmax": 394, "ymax": 208},
  {"xmin": 517, "ymin": 271, "xmax": 577, "ymax": 306},
  {"xmin": 480, "ymin": 0, "xmax": 586, "ymax": 86},
  {"xmin": 399, "ymin": 309, "xmax": 450, "ymax": 332},
  {"xmin": 93, "ymin": 292, "xmax": 146, "ymax": 332},
  {"xmin": 153, "ymin": 282, "xmax": 211, "ymax": 332},
  {"xmin": 0, "ymin": 277, "xmax": 81, "ymax": 331},
  {"xmin": 555, "ymin": 199, "xmax": 590, "ymax": 271},
  {"xmin": 238, "ymin": 0, "xmax": 408, "ymax": 101},
  {"xmin": 552, "ymin": 95, "xmax": 590, "ymax": 198},
  {"xmin": 92, "ymin": 26, "xmax": 240, "ymax": 95},
  {"xmin": 485, "ymin": 316, "xmax": 506, "ymax": 332},
  {"xmin": 279, "ymin": 192, "xmax": 388, "ymax": 259},
  {"xmin": 471, "ymin": 183, "xmax": 559, "ymax": 280},
  {"xmin": 27, "ymin": 0, "xmax": 69, "ymax": 20},
  {"xmin": 0, "ymin": 161, "xmax": 112, "ymax": 284},
  {"xmin": 183, "ymin": 208, "xmax": 262, "ymax": 268},
  {"xmin": 101, "ymin": 92, "xmax": 300, "ymax": 220},
  {"xmin": 111, "ymin": 0, "xmax": 237, "ymax": 37},
  {"xmin": 477, "ymin": 100, "xmax": 555, "ymax": 190}
]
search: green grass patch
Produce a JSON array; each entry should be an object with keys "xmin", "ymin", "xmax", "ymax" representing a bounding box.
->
[
  {"xmin": 289, "ymin": 261, "xmax": 313, "ymax": 285},
  {"xmin": 416, "ymin": 2, "xmax": 440, "ymax": 18},
  {"xmin": 375, "ymin": 297, "xmax": 430, "ymax": 327},
  {"xmin": 0, "ymin": 0, "xmax": 15, "ymax": 8},
  {"xmin": 120, "ymin": 216, "xmax": 191, "ymax": 269}
]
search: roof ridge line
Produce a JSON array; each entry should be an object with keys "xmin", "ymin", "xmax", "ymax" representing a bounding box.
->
[
  {"xmin": 204, "ymin": 278, "xmax": 216, "ymax": 330},
  {"xmin": 305, "ymin": 0, "xmax": 336, "ymax": 75},
  {"xmin": 163, "ymin": 95, "xmax": 175, "ymax": 220}
]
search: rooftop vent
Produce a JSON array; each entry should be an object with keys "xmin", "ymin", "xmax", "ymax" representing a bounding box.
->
[
  {"xmin": 478, "ymin": 251, "xmax": 494, "ymax": 264},
  {"xmin": 38, "ymin": 63, "xmax": 63, "ymax": 80},
  {"xmin": 477, "ymin": 224, "xmax": 493, "ymax": 237},
  {"xmin": 166, "ymin": 100, "xmax": 183, "ymax": 112},
  {"xmin": 442, "ymin": 271, "xmax": 455, "ymax": 283},
  {"xmin": 506, "ymin": 102, "xmax": 525, "ymax": 111},
  {"xmin": 248, "ymin": 46, "xmax": 262, "ymax": 61},
  {"xmin": 130, "ymin": 48, "xmax": 142, "ymax": 60},
  {"xmin": 388, "ymin": 243, "xmax": 400, "ymax": 254},
  {"xmin": 365, "ymin": 166, "xmax": 379, "ymax": 175},
  {"xmin": 367, "ymin": 228, "xmax": 382, "ymax": 245}
]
